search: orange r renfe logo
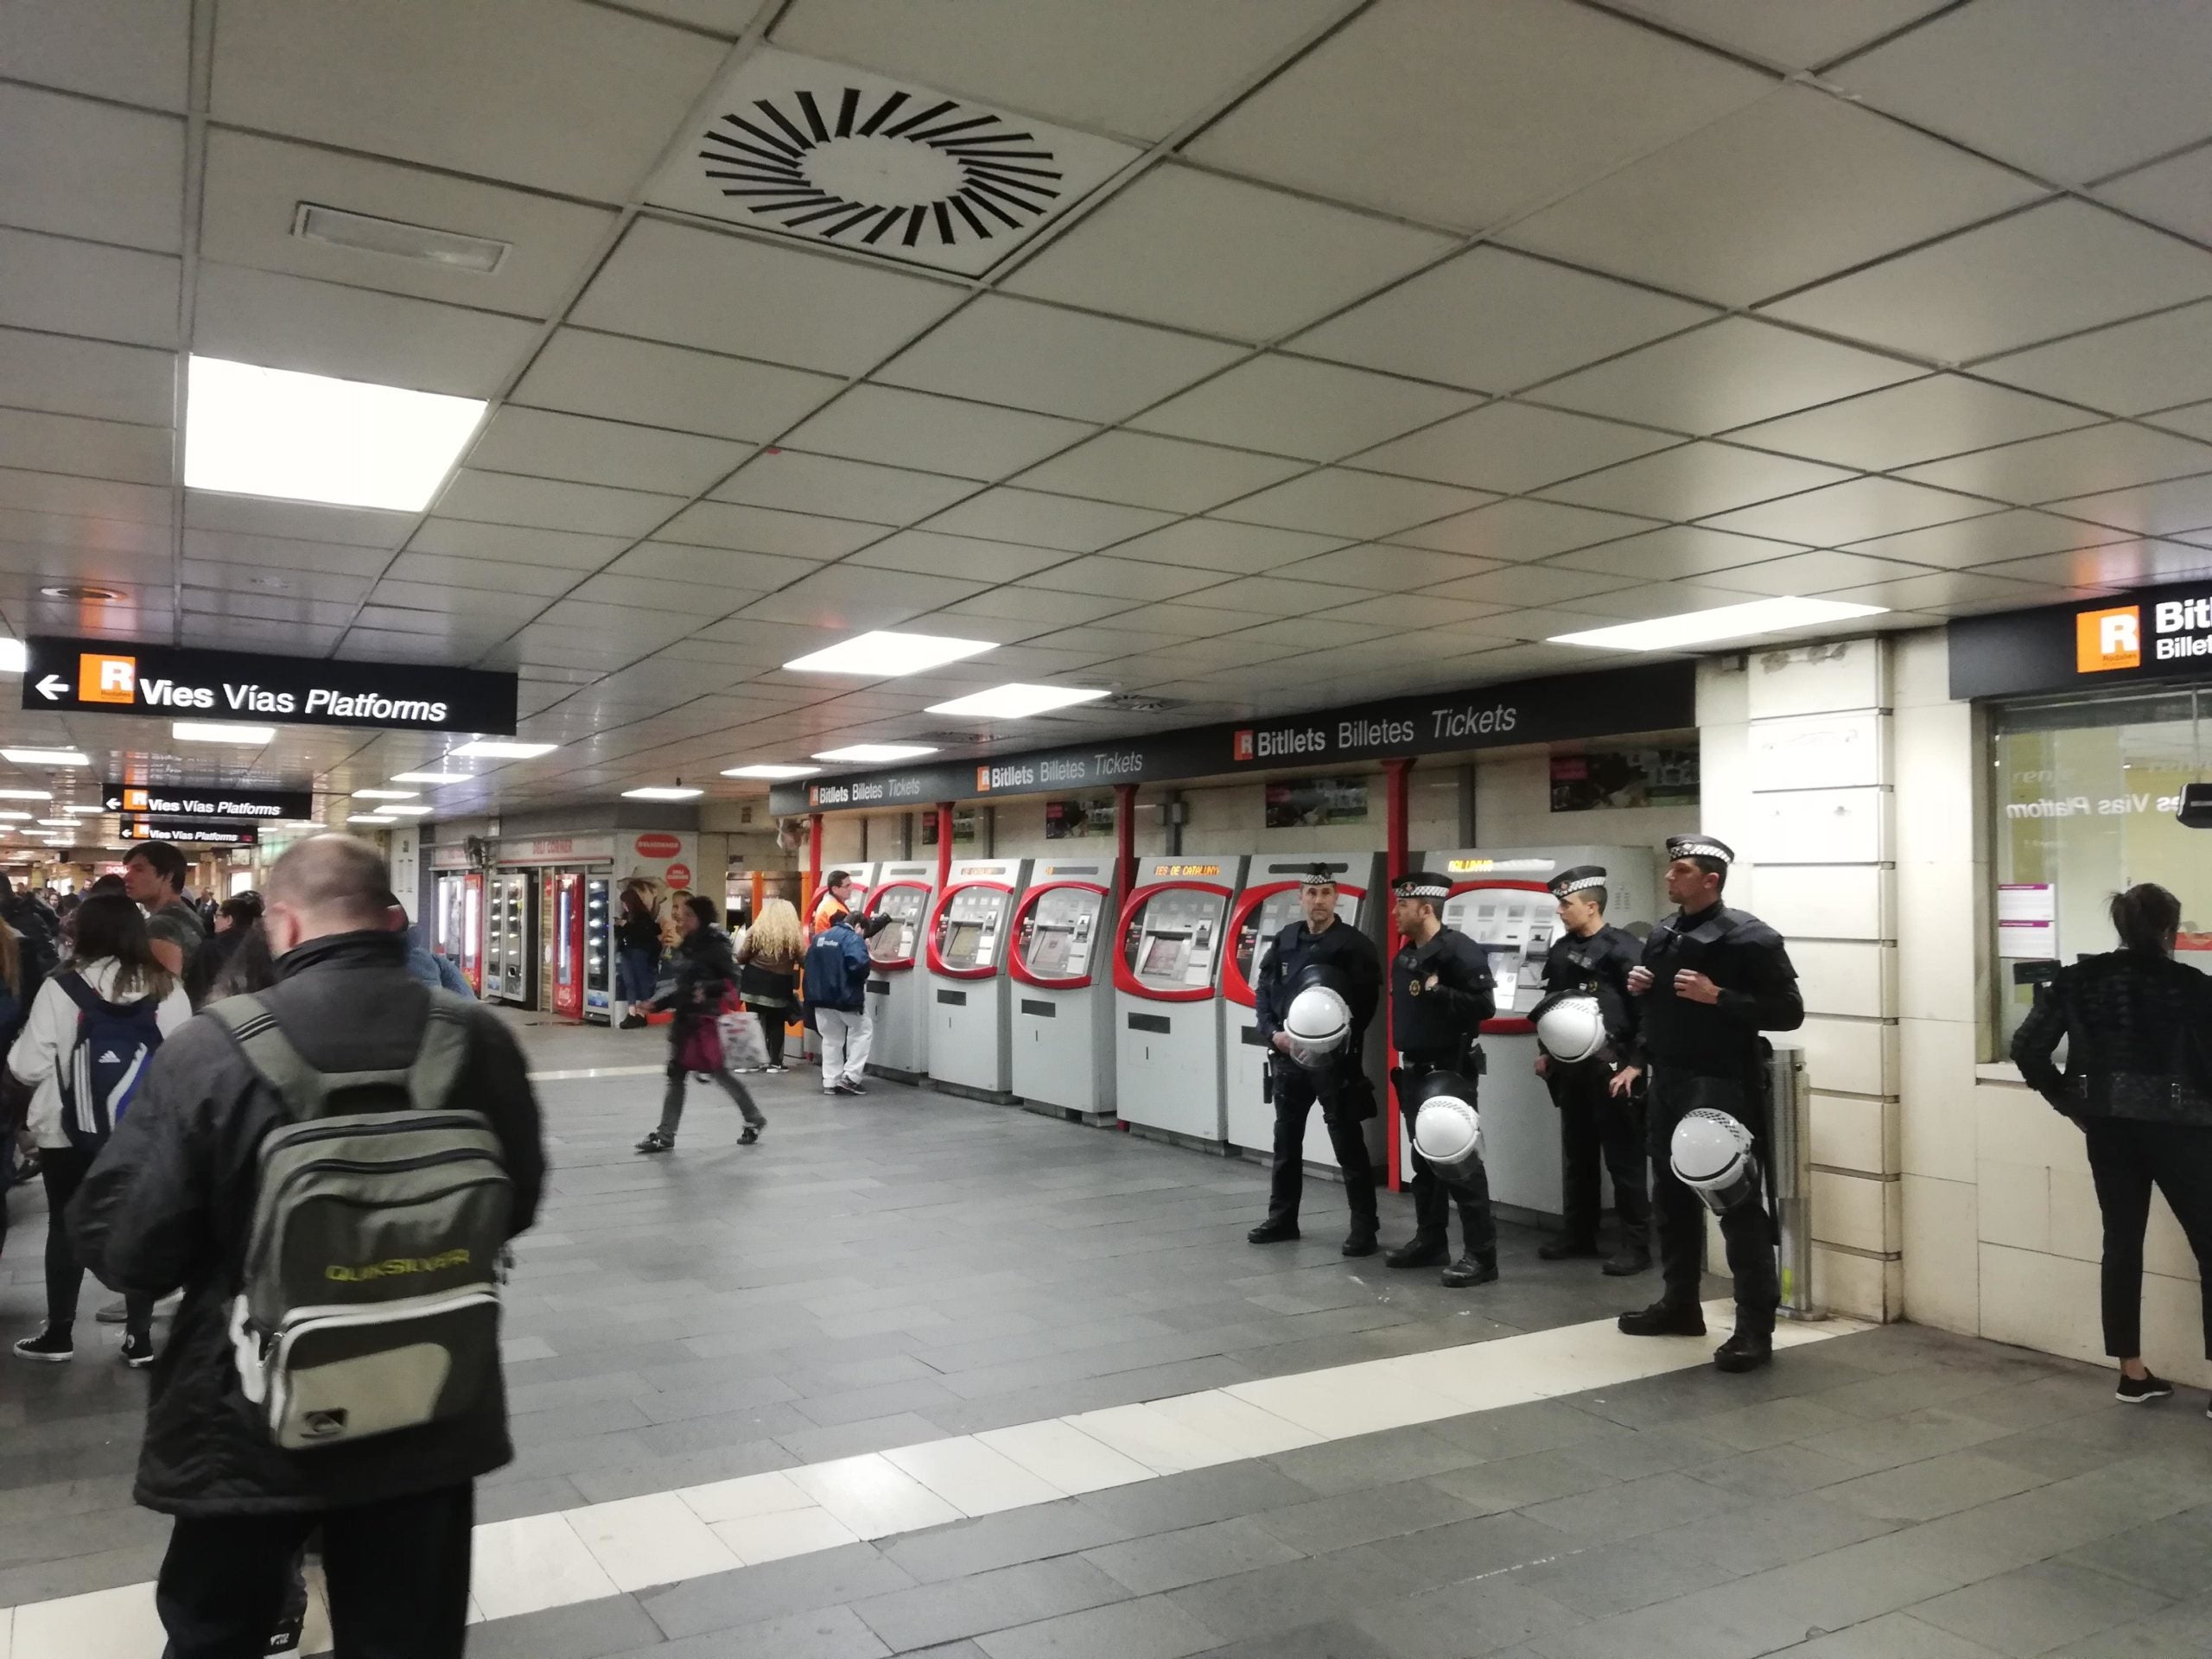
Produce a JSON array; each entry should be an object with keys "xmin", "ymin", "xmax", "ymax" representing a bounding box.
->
[
  {"xmin": 2076, "ymin": 606, "xmax": 2140, "ymax": 673},
  {"xmin": 79, "ymin": 652, "xmax": 137, "ymax": 703}
]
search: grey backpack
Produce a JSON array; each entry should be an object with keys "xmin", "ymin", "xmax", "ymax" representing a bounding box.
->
[{"xmin": 214, "ymin": 991, "xmax": 513, "ymax": 1452}]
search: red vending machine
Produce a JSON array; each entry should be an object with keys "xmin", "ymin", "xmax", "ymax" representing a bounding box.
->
[{"xmin": 548, "ymin": 870, "xmax": 585, "ymax": 1021}]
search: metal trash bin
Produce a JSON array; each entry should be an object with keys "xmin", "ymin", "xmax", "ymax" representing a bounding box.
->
[{"xmin": 1767, "ymin": 1042, "xmax": 1827, "ymax": 1322}]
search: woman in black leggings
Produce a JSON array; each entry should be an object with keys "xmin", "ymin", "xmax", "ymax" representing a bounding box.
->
[{"xmin": 2013, "ymin": 883, "xmax": 2212, "ymax": 1406}]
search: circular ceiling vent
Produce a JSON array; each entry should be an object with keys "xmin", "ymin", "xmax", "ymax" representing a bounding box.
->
[{"xmin": 699, "ymin": 89, "xmax": 1064, "ymax": 253}]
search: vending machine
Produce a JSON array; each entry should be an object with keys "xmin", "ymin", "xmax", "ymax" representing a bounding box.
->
[
  {"xmin": 435, "ymin": 870, "xmax": 484, "ymax": 995},
  {"xmin": 483, "ymin": 870, "xmax": 537, "ymax": 1006},
  {"xmin": 1114, "ymin": 854, "xmax": 1249, "ymax": 1147},
  {"xmin": 1007, "ymin": 857, "xmax": 1116, "ymax": 1122},
  {"xmin": 544, "ymin": 870, "xmax": 585, "ymax": 1021},
  {"xmin": 1222, "ymin": 853, "xmax": 1389, "ymax": 1171},
  {"xmin": 860, "ymin": 858, "xmax": 936, "ymax": 1082},
  {"xmin": 1402, "ymin": 844, "xmax": 1656, "ymax": 1217},
  {"xmin": 925, "ymin": 856, "xmax": 1033, "ymax": 1101},
  {"xmin": 582, "ymin": 874, "xmax": 613, "ymax": 1023}
]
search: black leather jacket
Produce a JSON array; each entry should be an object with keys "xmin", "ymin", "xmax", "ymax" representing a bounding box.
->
[{"xmin": 2012, "ymin": 949, "xmax": 2212, "ymax": 1128}]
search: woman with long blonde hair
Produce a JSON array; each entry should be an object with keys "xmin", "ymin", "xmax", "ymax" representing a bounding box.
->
[{"xmin": 735, "ymin": 897, "xmax": 804, "ymax": 1073}]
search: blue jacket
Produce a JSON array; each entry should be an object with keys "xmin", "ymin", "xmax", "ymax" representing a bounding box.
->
[
  {"xmin": 804, "ymin": 920, "xmax": 871, "ymax": 1014},
  {"xmin": 403, "ymin": 926, "xmax": 474, "ymax": 997}
]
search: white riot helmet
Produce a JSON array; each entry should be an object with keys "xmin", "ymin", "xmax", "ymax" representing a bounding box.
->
[
  {"xmin": 1669, "ymin": 1108, "xmax": 1761, "ymax": 1217},
  {"xmin": 1284, "ymin": 983, "xmax": 1351, "ymax": 1063},
  {"xmin": 1533, "ymin": 992, "xmax": 1606, "ymax": 1065},
  {"xmin": 1408, "ymin": 1073, "xmax": 1482, "ymax": 1169}
]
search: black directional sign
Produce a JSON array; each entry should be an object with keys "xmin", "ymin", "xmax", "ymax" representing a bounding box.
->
[
  {"xmin": 25, "ymin": 637, "xmax": 517, "ymax": 735},
  {"xmin": 103, "ymin": 783, "xmax": 312, "ymax": 822},
  {"xmin": 121, "ymin": 817, "xmax": 260, "ymax": 847}
]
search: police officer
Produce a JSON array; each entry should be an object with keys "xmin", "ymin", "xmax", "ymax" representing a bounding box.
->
[
  {"xmin": 1535, "ymin": 866, "xmax": 1650, "ymax": 1276},
  {"xmin": 1248, "ymin": 865, "xmax": 1382, "ymax": 1256},
  {"xmin": 1385, "ymin": 872, "xmax": 1499, "ymax": 1287},
  {"xmin": 1617, "ymin": 836, "xmax": 1803, "ymax": 1372}
]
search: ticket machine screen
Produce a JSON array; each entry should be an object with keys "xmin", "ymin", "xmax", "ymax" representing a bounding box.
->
[
  {"xmin": 938, "ymin": 887, "xmax": 1010, "ymax": 969},
  {"xmin": 1234, "ymin": 888, "xmax": 1359, "ymax": 987},
  {"xmin": 1126, "ymin": 889, "xmax": 1227, "ymax": 990},
  {"xmin": 1442, "ymin": 887, "xmax": 1556, "ymax": 1013},
  {"xmin": 869, "ymin": 887, "xmax": 927, "ymax": 962},
  {"xmin": 1021, "ymin": 888, "xmax": 1101, "ymax": 980}
]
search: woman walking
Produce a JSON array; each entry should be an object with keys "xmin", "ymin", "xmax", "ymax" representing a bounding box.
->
[
  {"xmin": 735, "ymin": 897, "xmax": 804, "ymax": 1074},
  {"xmin": 2012, "ymin": 883, "xmax": 2212, "ymax": 1406},
  {"xmin": 635, "ymin": 895, "xmax": 766, "ymax": 1154},
  {"xmin": 615, "ymin": 881, "xmax": 663, "ymax": 1030}
]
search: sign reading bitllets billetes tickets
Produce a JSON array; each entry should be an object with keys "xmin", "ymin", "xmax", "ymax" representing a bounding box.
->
[{"xmin": 22, "ymin": 638, "xmax": 518, "ymax": 735}]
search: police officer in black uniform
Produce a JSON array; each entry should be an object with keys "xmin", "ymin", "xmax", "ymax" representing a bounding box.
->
[
  {"xmin": 1535, "ymin": 865, "xmax": 1650, "ymax": 1276},
  {"xmin": 1248, "ymin": 865, "xmax": 1383, "ymax": 1256},
  {"xmin": 1617, "ymin": 836, "xmax": 1803, "ymax": 1372},
  {"xmin": 1384, "ymin": 872, "xmax": 1500, "ymax": 1287}
]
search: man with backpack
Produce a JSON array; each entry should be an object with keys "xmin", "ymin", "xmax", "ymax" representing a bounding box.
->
[
  {"xmin": 804, "ymin": 906, "xmax": 874, "ymax": 1096},
  {"xmin": 124, "ymin": 840, "xmax": 219, "ymax": 1007},
  {"xmin": 72, "ymin": 834, "xmax": 545, "ymax": 1659}
]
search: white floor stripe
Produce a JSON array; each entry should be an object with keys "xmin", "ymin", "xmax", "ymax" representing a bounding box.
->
[
  {"xmin": 0, "ymin": 1302, "xmax": 1861, "ymax": 1656},
  {"xmin": 525, "ymin": 1064, "xmax": 667, "ymax": 1082}
]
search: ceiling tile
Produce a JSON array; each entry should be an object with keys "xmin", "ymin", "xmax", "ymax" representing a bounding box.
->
[
  {"xmin": 531, "ymin": 600, "xmax": 696, "ymax": 644},
  {"xmin": 407, "ymin": 518, "xmax": 632, "ymax": 569},
  {"xmin": 1012, "ymin": 430, "xmax": 1305, "ymax": 513},
  {"xmin": 1535, "ymin": 318, "xmax": 1919, "ymax": 435},
  {"xmin": 432, "ymin": 470, "xmax": 683, "ymax": 537},
  {"xmin": 0, "ymin": 226, "xmax": 176, "ymax": 349},
  {"xmin": 1726, "ymin": 374, "xmax": 2099, "ymax": 470},
  {"xmin": 1603, "ymin": 0, "xmax": 1949, "ymax": 71},
  {"xmin": 713, "ymin": 450, "xmax": 975, "ymax": 525},
  {"xmin": 466, "ymin": 408, "xmax": 748, "ymax": 496},
  {"xmin": 917, "ymin": 488, "xmax": 1175, "ymax": 553},
  {"xmin": 1272, "ymin": 543, "xmax": 1498, "ymax": 590},
  {"xmin": 1108, "ymin": 518, "xmax": 1350, "ymax": 575},
  {"xmin": 8, "ymin": 505, "xmax": 168, "ymax": 559},
  {"xmin": 187, "ymin": 493, "xmax": 413, "ymax": 550},
  {"xmin": 1132, "ymin": 354, "xmax": 1478, "ymax": 462},
  {"xmin": 1173, "ymin": 574, "xmax": 1375, "ymax": 617},
  {"xmin": 181, "ymin": 558, "xmax": 375, "ymax": 605},
  {"xmin": 613, "ymin": 540, "xmax": 825, "ymax": 594},
  {"xmin": 1700, "ymin": 476, "xmax": 1999, "ymax": 545},
  {"xmin": 1317, "ymin": 592, "xmax": 1513, "ymax": 629},
  {"xmin": 1901, "ymin": 423, "xmax": 2212, "ymax": 507},
  {"xmin": 738, "ymin": 563, "xmax": 991, "ymax": 630},
  {"xmin": 570, "ymin": 218, "xmax": 964, "ymax": 377},
  {"xmin": 210, "ymin": 0, "xmax": 726, "ymax": 200},
  {"xmin": 2097, "ymin": 145, "xmax": 2212, "ymax": 247},
  {"xmin": 1508, "ymin": 87, "xmax": 2042, "ymax": 308},
  {"xmin": 1822, "ymin": 569, "xmax": 2077, "ymax": 614},
  {"xmin": 382, "ymin": 551, "xmax": 582, "ymax": 598},
  {"xmin": 0, "ymin": 409, "xmax": 170, "ymax": 486},
  {"xmin": 1975, "ymin": 300, "xmax": 2212, "ymax": 416},
  {"xmin": 0, "ymin": 83, "xmax": 183, "ymax": 253},
  {"xmin": 1712, "ymin": 548, "xmax": 1961, "ymax": 596},
  {"xmin": 1290, "ymin": 245, "xmax": 1714, "ymax": 393},
  {"xmin": 926, "ymin": 586, "xmax": 1139, "ymax": 629},
  {"xmin": 2154, "ymin": 403, "xmax": 2212, "ymax": 444},
  {"xmin": 1842, "ymin": 508, "xmax": 2145, "ymax": 571},
  {"xmin": 0, "ymin": 0, "xmax": 189, "ymax": 109},
  {"xmin": 0, "ymin": 327, "xmax": 172, "ymax": 427},
  {"xmin": 1214, "ymin": 468, "xmax": 1494, "ymax": 539},
  {"xmin": 1541, "ymin": 442, "xmax": 1852, "ymax": 522},
  {"xmin": 512, "ymin": 328, "xmax": 841, "ymax": 442},
  {"xmin": 1420, "ymin": 564, "xmax": 1631, "ymax": 607},
  {"xmin": 1977, "ymin": 540, "xmax": 2212, "ymax": 589},
  {"xmin": 366, "ymin": 581, "xmax": 545, "ymax": 625},
  {"xmin": 1182, "ymin": 0, "xmax": 1770, "ymax": 229},
  {"xmin": 1835, "ymin": 0, "xmax": 2212, "ymax": 184},
  {"xmin": 1211, "ymin": 615, "xmax": 1398, "ymax": 650},
  {"xmin": 1001, "ymin": 163, "xmax": 1452, "ymax": 343},
  {"xmin": 874, "ymin": 296, "xmax": 1243, "ymax": 423},
  {"xmin": 1020, "ymin": 556, "xmax": 1231, "ymax": 602},
  {"xmin": 1566, "ymin": 578, "xmax": 1774, "ymax": 620},
  {"xmin": 1352, "ymin": 402, "xmax": 1675, "ymax": 493},
  {"xmin": 781, "ymin": 385, "xmax": 1096, "ymax": 479},
  {"xmin": 1389, "ymin": 497, "xmax": 1658, "ymax": 563},
  {"xmin": 655, "ymin": 500, "xmax": 885, "ymax": 560},
  {"xmin": 772, "ymin": 0, "xmax": 1353, "ymax": 143},
  {"xmin": 2045, "ymin": 473, "xmax": 2212, "ymax": 541},
  {"xmin": 846, "ymin": 530, "xmax": 1072, "ymax": 582},
  {"xmin": 1763, "ymin": 200, "xmax": 2212, "ymax": 365},
  {"xmin": 1023, "ymin": 624, "xmax": 1194, "ymax": 658}
]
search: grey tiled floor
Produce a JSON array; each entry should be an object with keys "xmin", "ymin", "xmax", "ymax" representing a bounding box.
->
[{"xmin": 6, "ymin": 1014, "xmax": 2211, "ymax": 1656}]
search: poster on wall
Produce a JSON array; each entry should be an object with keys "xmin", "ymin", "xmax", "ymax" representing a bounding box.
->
[
  {"xmin": 1264, "ymin": 778, "xmax": 1369, "ymax": 829},
  {"xmin": 626, "ymin": 830, "xmax": 698, "ymax": 896},
  {"xmin": 1997, "ymin": 882, "xmax": 2057, "ymax": 957},
  {"xmin": 920, "ymin": 808, "xmax": 979, "ymax": 847},
  {"xmin": 1550, "ymin": 748, "xmax": 1700, "ymax": 812},
  {"xmin": 1045, "ymin": 796, "xmax": 1116, "ymax": 839}
]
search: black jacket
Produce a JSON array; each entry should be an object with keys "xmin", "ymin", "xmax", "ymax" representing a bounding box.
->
[
  {"xmin": 653, "ymin": 925, "xmax": 737, "ymax": 1035},
  {"xmin": 1630, "ymin": 902, "xmax": 1802, "ymax": 1078},
  {"xmin": 1255, "ymin": 918, "xmax": 1381, "ymax": 1052},
  {"xmin": 2012, "ymin": 949, "xmax": 2212, "ymax": 1128},
  {"xmin": 1390, "ymin": 927, "xmax": 1495, "ymax": 1059},
  {"xmin": 69, "ymin": 930, "xmax": 546, "ymax": 1517},
  {"xmin": 1541, "ymin": 922, "xmax": 1641, "ymax": 1049}
]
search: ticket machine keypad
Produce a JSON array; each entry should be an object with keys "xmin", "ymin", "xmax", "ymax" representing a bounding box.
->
[
  {"xmin": 1020, "ymin": 887, "xmax": 1102, "ymax": 979},
  {"xmin": 868, "ymin": 887, "xmax": 928, "ymax": 963},
  {"xmin": 1125, "ymin": 889, "xmax": 1228, "ymax": 990},
  {"xmin": 938, "ymin": 886, "xmax": 1010, "ymax": 970},
  {"xmin": 1442, "ymin": 888, "xmax": 1556, "ymax": 1013}
]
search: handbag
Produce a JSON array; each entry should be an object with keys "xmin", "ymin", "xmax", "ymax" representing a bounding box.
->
[
  {"xmin": 676, "ymin": 1016, "xmax": 724, "ymax": 1076},
  {"xmin": 719, "ymin": 1008, "xmax": 771, "ymax": 1071}
]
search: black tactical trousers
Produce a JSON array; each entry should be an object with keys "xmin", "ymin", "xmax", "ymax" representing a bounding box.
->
[
  {"xmin": 1547, "ymin": 1058, "xmax": 1649, "ymax": 1248},
  {"xmin": 1266, "ymin": 1058, "xmax": 1378, "ymax": 1229},
  {"xmin": 1646, "ymin": 1068, "xmax": 1778, "ymax": 1336},
  {"xmin": 1401, "ymin": 1053, "xmax": 1495, "ymax": 1259}
]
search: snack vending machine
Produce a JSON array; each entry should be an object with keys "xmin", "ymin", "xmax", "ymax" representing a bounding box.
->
[
  {"xmin": 1403, "ymin": 844, "xmax": 1656, "ymax": 1216},
  {"xmin": 483, "ymin": 870, "xmax": 537, "ymax": 1007},
  {"xmin": 1007, "ymin": 859, "xmax": 1116, "ymax": 1122},
  {"xmin": 545, "ymin": 870, "xmax": 585, "ymax": 1021},
  {"xmin": 583, "ymin": 874, "xmax": 613, "ymax": 1023},
  {"xmin": 1114, "ymin": 855, "xmax": 1249, "ymax": 1146},
  {"xmin": 925, "ymin": 856, "xmax": 1033, "ymax": 1101},
  {"xmin": 435, "ymin": 870, "xmax": 484, "ymax": 995},
  {"xmin": 861, "ymin": 858, "xmax": 936, "ymax": 1082},
  {"xmin": 1222, "ymin": 854, "xmax": 1388, "ymax": 1170}
]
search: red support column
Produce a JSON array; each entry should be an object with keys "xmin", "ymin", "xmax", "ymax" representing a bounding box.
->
[
  {"xmin": 805, "ymin": 814, "xmax": 823, "ymax": 928},
  {"xmin": 1113, "ymin": 783, "xmax": 1137, "ymax": 900},
  {"xmin": 935, "ymin": 802, "xmax": 954, "ymax": 893},
  {"xmin": 1383, "ymin": 757, "xmax": 1414, "ymax": 1192}
]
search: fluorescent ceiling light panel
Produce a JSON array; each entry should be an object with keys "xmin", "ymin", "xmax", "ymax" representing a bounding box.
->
[
  {"xmin": 783, "ymin": 631, "xmax": 996, "ymax": 677},
  {"xmin": 0, "ymin": 640, "xmax": 23, "ymax": 675},
  {"xmin": 174, "ymin": 721, "xmax": 276, "ymax": 744},
  {"xmin": 378, "ymin": 804, "xmax": 434, "ymax": 816},
  {"xmin": 294, "ymin": 202, "xmax": 509, "ymax": 274},
  {"xmin": 351, "ymin": 788, "xmax": 418, "ymax": 800},
  {"xmin": 811, "ymin": 743, "xmax": 938, "ymax": 763},
  {"xmin": 61, "ymin": 805, "xmax": 104, "ymax": 815},
  {"xmin": 1549, "ymin": 597, "xmax": 1888, "ymax": 653},
  {"xmin": 621, "ymin": 785, "xmax": 702, "ymax": 801},
  {"xmin": 0, "ymin": 790, "xmax": 50, "ymax": 800},
  {"xmin": 0, "ymin": 812, "xmax": 29, "ymax": 821},
  {"xmin": 721, "ymin": 764, "xmax": 821, "ymax": 779},
  {"xmin": 35, "ymin": 818, "xmax": 73, "ymax": 827},
  {"xmin": 390, "ymin": 771, "xmax": 468, "ymax": 785},
  {"xmin": 345, "ymin": 814, "xmax": 395, "ymax": 825},
  {"xmin": 925, "ymin": 683, "xmax": 1111, "ymax": 719},
  {"xmin": 184, "ymin": 355, "xmax": 486, "ymax": 512},
  {"xmin": 1, "ymin": 749, "xmax": 87, "ymax": 766},
  {"xmin": 452, "ymin": 741, "xmax": 556, "ymax": 759}
]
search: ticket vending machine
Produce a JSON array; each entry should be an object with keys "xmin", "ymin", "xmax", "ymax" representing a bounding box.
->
[
  {"xmin": 582, "ymin": 874, "xmax": 613, "ymax": 1023},
  {"xmin": 1114, "ymin": 855, "xmax": 1249, "ymax": 1147},
  {"xmin": 925, "ymin": 856, "xmax": 1033, "ymax": 1102},
  {"xmin": 546, "ymin": 870, "xmax": 585, "ymax": 1021},
  {"xmin": 484, "ymin": 870, "xmax": 537, "ymax": 1007},
  {"xmin": 1402, "ymin": 844, "xmax": 1656, "ymax": 1217},
  {"xmin": 1222, "ymin": 854, "xmax": 1389, "ymax": 1171},
  {"xmin": 1007, "ymin": 858, "xmax": 1116, "ymax": 1123},
  {"xmin": 861, "ymin": 858, "xmax": 936, "ymax": 1082}
]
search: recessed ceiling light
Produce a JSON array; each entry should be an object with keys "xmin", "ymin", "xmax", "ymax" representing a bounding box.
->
[
  {"xmin": 39, "ymin": 584, "xmax": 119, "ymax": 601},
  {"xmin": 621, "ymin": 785, "xmax": 703, "ymax": 801},
  {"xmin": 391, "ymin": 770, "xmax": 469, "ymax": 785},
  {"xmin": 35, "ymin": 818, "xmax": 73, "ymax": 828},
  {"xmin": 721, "ymin": 763, "xmax": 821, "ymax": 779},
  {"xmin": 351, "ymin": 788, "xmax": 418, "ymax": 800},
  {"xmin": 173, "ymin": 721, "xmax": 276, "ymax": 744},
  {"xmin": 345, "ymin": 814, "xmax": 395, "ymax": 826},
  {"xmin": 925, "ymin": 683, "xmax": 1112, "ymax": 719},
  {"xmin": 61, "ymin": 805, "xmax": 104, "ymax": 815},
  {"xmin": 452, "ymin": 740, "xmax": 556, "ymax": 760},
  {"xmin": 1, "ymin": 748, "xmax": 87, "ymax": 767},
  {"xmin": 378, "ymin": 804, "xmax": 434, "ymax": 816},
  {"xmin": 0, "ymin": 789, "xmax": 51, "ymax": 800},
  {"xmin": 783, "ymin": 631, "xmax": 995, "ymax": 677},
  {"xmin": 811, "ymin": 743, "xmax": 938, "ymax": 764},
  {"xmin": 1548, "ymin": 597, "xmax": 1890, "ymax": 653},
  {"xmin": 184, "ymin": 355, "xmax": 486, "ymax": 512},
  {"xmin": 0, "ymin": 640, "xmax": 22, "ymax": 675},
  {"xmin": 293, "ymin": 201, "xmax": 510, "ymax": 274},
  {"xmin": 0, "ymin": 812, "xmax": 31, "ymax": 822}
]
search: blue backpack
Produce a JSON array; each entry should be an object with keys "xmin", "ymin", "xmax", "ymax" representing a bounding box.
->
[{"xmin": 56, "ymin": 973, "xmax": 164, "ymax": 1154}]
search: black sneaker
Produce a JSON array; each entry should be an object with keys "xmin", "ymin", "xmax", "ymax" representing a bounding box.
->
[
  {"xmin": 1247, "ymin": 1218, "xmax": 1300, "ymax": 1244},
  {"xmin": 738, "ymin": 1126, "xmax": 760, "ymax": 1146},
  {"xmin": 834, "ymin": 1081, "xmax": 866, "ymax": 1096},
  {"xmin": 1384, "ymin": 1236, "xmax": 1449, "ymax": 1270},
  {"xmin": 266, "ymin": 1606, "xmax": 306, "ymax": 1654},
  {"xmin": 121, "ymin": 1332, "xmax": 155, "ymax": 1370},
  {"xmin": 1618, "ymin": 1300, "xmax": 1707, "ymax": 1338},
  {"xmin": 2116, "ymin": 1370, "xmax": 2173, "ymax": 1404},
  {"xmin": 619, "ymin": 1014, "xmax": 645, "ymax": 1030},
  {"xmin": 12, "ymin": 1327, "xmax": 72, "ymax": 1363},
  {"xmin": 1537, "ymin": 1236, "xmax": 1601, "ymax": 1262},
  {"xmin": 764, "ymin": 1064, "xmax": 788, "ymax": 1074},
  {"xmin": 633, "ymin": 1130, "xmax": 674, "ymax": 1154}
]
